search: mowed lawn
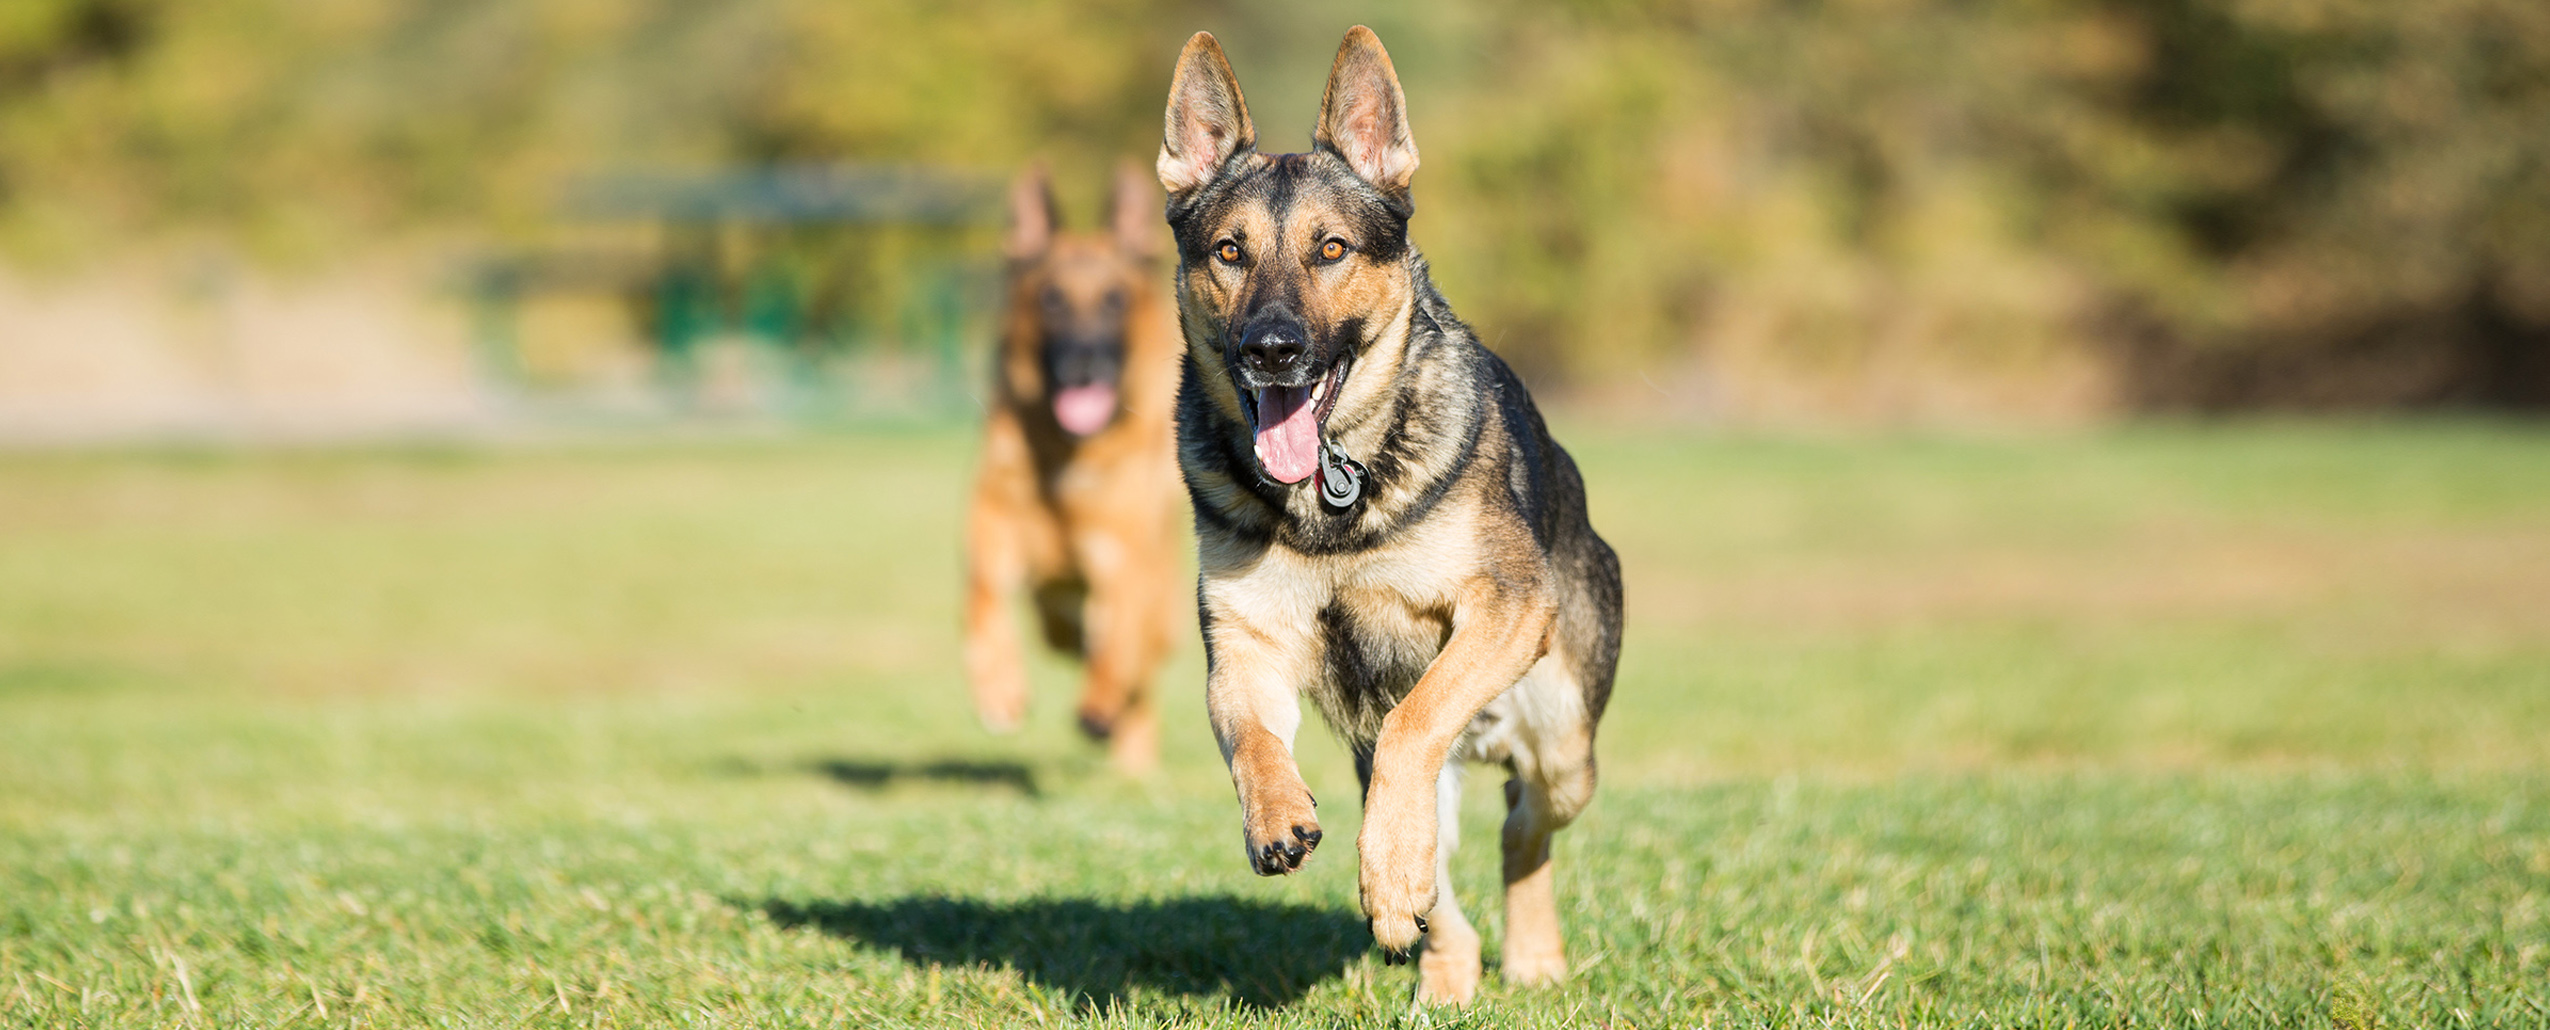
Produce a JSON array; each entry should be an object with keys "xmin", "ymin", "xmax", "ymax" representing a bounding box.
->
[{"xmin": 1, "ymin": 420, "xmax": 2546, "ymax": 1028}]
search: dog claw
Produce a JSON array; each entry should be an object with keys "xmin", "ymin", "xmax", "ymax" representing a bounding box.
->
[
  {"xmin": 1372, "ymin": 913, "xmax": 1427, "ymax": 964},
  {"xmin": 1251, "ymin": 822, "xmax": 1324, "ymax": 876},
  {"xmin": 1366, "ymin": 910, "xmax": 1428, "ymax": 956},
  {"xmin": 1241, "ymin": 789, "xmax": 1322, "ymax": 877}
]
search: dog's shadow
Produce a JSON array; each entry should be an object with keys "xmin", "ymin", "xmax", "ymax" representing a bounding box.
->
[
  {"xmin": 805, "ymin": 758, "xmax": 1041, "ymax": 798},
  {"xmin": 757, "ymin": 895, "xmax": 1367, "ymax": 1009}
]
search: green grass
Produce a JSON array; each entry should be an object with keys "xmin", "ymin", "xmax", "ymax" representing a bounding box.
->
[{"xmin": 2, "ymin": 420, "xmax": 2547, "ymax": 1027}]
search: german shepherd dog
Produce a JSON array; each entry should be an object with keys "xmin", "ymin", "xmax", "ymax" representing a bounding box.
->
[
  {"xmin": 965, "ymin": 163, "xmax": 1184, "ymax": 773},
  {"xmin": 1156, "ymin": 28, "xmax": 1623, "ymax": 1004}
]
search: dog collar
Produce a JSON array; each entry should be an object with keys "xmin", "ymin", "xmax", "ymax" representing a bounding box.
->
[{"xmin": 1317, "ymin": 440, "xmax": 1365, "ymax": 509}]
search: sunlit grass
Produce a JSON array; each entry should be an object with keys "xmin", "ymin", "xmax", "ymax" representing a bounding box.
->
[{"xmin": 3, "ymin": 421, "xmax": 2546, "ymax": 1027}]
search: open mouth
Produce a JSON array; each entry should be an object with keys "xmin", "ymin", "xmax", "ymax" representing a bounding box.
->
[
  {"xmin": 1052, "ymin": 382, "xmax": 1118, "ymax": 437},
  {"xmin": 1244, "ymin": 358, "xmax": 1349, "ymax": 484}
]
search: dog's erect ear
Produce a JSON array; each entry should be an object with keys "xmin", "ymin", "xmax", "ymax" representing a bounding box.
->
[
  {"xmin": 1005, "ymin": 163, "xmax": 1057, "ymax": 261},
  {"xmin": 1157, "ymin": 32, "xmax": 1255, "ymax": 200},
  {"xmin": 1314, "ymin": 26, "xmax": 1418, "ymax": 201},
  {"xmin": 1108, "ymin": 159, "xmax": 1164, "ymax": 260}
]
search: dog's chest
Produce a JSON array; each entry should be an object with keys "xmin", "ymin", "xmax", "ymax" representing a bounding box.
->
[
  {"xmin": 1249, "ymin": 524, "xmax": 1476, "ymax": 739},
  {"xmin": 1316, "ymin": 578, "xmax": 1449, "ymax": 682},
  {"xmin": 1202, "ymin": 486, "xmax": 1487, "ymax": 739},
  {"xmin": 1302, "ymin": 575, "xmax": 1453, "ymax": 742}
]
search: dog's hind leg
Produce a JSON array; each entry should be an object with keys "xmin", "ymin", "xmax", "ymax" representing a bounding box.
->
[
  {"xmin": 1499, "ymin": 657, "xmax": 1597, "ymax": 986},
  {"xmin": 1499, "ymin": 773, "xmax": 1568, "ymax": 985},
  {"xmin": 1416, "ymin": 761, "xmax": 1482, "ymax": 1005}
]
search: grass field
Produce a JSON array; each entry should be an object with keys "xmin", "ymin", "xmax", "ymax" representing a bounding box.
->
[{"xmin": 2, "ymin": 420, "xmax": 2547, "ymax": 1028}]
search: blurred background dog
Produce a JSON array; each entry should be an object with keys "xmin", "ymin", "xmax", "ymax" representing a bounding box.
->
[{"xmin": 964, "ymin": 163, "xmax": 1185, "ymax": 773}]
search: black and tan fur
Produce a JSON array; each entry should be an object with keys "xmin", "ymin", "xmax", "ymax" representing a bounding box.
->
[
  {"xmin": 1156, "ymin": 28, "xmax": 1624, "ymax": 1004},
  {"xmin": 965, "ymin": 163, "xmax": 1184, "ymax": 773}
]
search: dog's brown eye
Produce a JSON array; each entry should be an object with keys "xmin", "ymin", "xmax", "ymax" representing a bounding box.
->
[
  {"xmin": 1216, "ymin": 241, "xmax": 1242, "ymax": 264},
  {"xmin": 1320, "ymin": 239, "xmax": 1347, "ymax": 262}
]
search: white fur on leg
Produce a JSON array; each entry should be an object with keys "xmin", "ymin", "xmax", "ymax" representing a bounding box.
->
[{"xmin": 1415, "ymin": 760, "xmax": 1481, "ymax": 1005}]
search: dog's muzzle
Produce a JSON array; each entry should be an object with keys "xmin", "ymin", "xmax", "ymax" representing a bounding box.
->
[
  {"xmin": 1046, "ymin": 334, "xmax": 1124, "ymax": 437},
  {"xmin": 1234, "ymin": 314, "xmax": 1316, "ymax": 390}
]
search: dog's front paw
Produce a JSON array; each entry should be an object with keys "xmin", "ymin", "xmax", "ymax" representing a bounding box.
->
[
  {"xmin": 1074, "ymin": 703, "xmax": 1115, "ymax": 741},
  {"xmin": 1240, "ymin": 788, "xmax": 1322, "ymax": 876},
  {"xmin": 1358, "ymin": 832, "xmax": 1437, "ymax": 957},
  {"xmin": 970, "ymin": 679, "xmax": 1027, "ymax": 734},
  {"xmin": 967, "ymin": 662, "xmax": 1029, "ymax": 733}
]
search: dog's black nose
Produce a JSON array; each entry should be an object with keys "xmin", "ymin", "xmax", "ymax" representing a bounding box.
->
[
  {"xmin": 1238, "ymin": 318, "xmax": 1309, "ymax": 379},
  {"xmin": 1046, "ymin": 333, "xmax": 1125, "ymax": 389}
]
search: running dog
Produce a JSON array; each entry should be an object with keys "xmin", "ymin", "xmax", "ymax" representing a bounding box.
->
[
  {"xmin": 964, "ymin": 163, "xmax": 1184, "ymax": 773},
  {"xmin": 1154, "ymin": 27, "xmax": 1625, "ymax": 1004}
]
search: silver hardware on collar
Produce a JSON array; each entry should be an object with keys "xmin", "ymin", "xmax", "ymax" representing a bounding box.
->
[{"xmin": 1318, "ymin": 441, "xmax": 1365, "ymax": 509}]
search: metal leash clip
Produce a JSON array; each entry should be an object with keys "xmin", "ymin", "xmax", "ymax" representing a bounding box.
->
[{"xmin": 1317, "ymin": 440, "xmax": 1365, "ymax": 509}]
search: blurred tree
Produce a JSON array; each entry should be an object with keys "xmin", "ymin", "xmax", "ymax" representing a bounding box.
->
[
  {"xmin": 1410, "ymin": 0, "xmax": 2550, "ymax": 409},
  {"xmin": 0, "ymin": 0, "xmax": 2542, "ymax": 412},
  {"xmin": 2097, "ymin": 0, "xmax": 2550, "ymax": 408}
]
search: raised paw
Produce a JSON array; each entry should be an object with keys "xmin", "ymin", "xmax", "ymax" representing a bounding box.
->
[
  {"xmin": 1240, "ymin": 789, "xmax": 1322, "ymax": 876},
  {"xmin": 1356, "ymin": 866, "xmax": 1438, "ymax": 958},
  {"xmin": 1250, "ymin": 823, "xmax": 1322, "ymax": 875},
  {"xmin": 1359, "ymin": 822, "xmax": 1438, "ymax": 955},
  {"xmin": 976, "ymin": 707, "xmax": 1022, "ymax": 734},
  {"xmin": 971, "ymin": 681, "xmax": 1026, "ymax": 734},
  {"xmin": 1370, "ymin": 913, "xmax": 1435, "ymax": 966}
]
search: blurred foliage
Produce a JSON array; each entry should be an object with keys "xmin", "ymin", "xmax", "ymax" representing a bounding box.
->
[
  {"xmin": 2, "ymin": 0, "xmax": 2545, "ymax": 410},
  {"xmin": 1411, "ymin": 0, "xmax": 2550, "ymax": 408}
]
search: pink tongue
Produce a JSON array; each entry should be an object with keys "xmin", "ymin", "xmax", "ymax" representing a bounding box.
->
[
  {"xmin": 1252, "ymin": 386, "xmax": 1320, "ymax": 483},
  {"xmin": 1053, "ymin": 383, "xmax": 1117, "ymax": 437}
]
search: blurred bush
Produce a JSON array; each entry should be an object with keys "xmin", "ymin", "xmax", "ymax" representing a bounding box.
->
[{"xmin": 2, "ymin": 0, "xmax": 2545, "ymax": 416}]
